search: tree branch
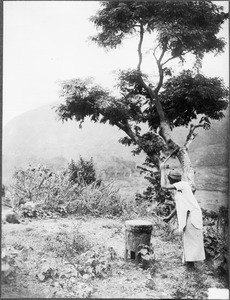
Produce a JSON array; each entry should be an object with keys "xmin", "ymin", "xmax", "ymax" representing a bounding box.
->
[
  {"xmin": 161, "ymin": 51, "xmax": 190, "ymax": 66},
  {"xmin": 137, "ymin": 24, "xmax": 144, "ymax": 72},
  {"xmin": 161, "ymin": 55, "xmax": 177, "ymax": 66},
  {"xmin": 115, "ymin": 119, "xmax": 167, "ymax": 165},
  {"xmin": 160, "ymin": 146, "xmax": 180, "ymax": 165},
  {"xmin": 153, "ymin": 47, "xmax": 166, "ymax": 95},
  {"xmin": 153, "ymin": 44, "xmax": 160, "ymax": 58},
  {"xmin": 184, "ymin": 123, "xmax": 204, "ymax": 149},
  {"xmin": 136, "ymin": 73, "xmax": 166, "ymax": 121}
]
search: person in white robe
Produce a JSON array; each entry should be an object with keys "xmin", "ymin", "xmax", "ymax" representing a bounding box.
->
[{"xmin": 160, "ymin": 164, "xmax": 205, "ymax": 268}]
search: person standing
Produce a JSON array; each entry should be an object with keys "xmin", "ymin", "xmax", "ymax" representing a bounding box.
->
[{"xmin": 160, "ymin": 163, "xmax": 205, "ymax": 268}]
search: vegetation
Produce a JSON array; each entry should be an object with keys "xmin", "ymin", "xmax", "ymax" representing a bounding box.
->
[
  {"xmin": 56, "ymin": 1, "xmax": 229, "ymax": 194},
  {"xmin": 68, "ymin": 157, "xmax": 97, "ymax": 185},
  {"xmin": 135, "ymin": 167, "xmax": 175, "ymax": 218},
  {"xmin": 8, "ymin": 158, "xmax": 136, "ymax": 218},
  {"xmin": 202, "ymin": 207, "xmax": 228, "ymax": 279}
]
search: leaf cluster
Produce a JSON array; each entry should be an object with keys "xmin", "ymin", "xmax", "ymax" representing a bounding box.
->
[
  {"xmin": 57, "ymin": 78, "xmax": 107, "ymax": 124},
  {"xmin": 91, "ymin": 1, "xmax": 228, "ymax": 57},
  {"xmin": 57, "ymin": 78, "xmax": 135, "ymax": 129},
  {"xmin": 157, "ymin": 70, "xmax": 229, "ymax": 128}
]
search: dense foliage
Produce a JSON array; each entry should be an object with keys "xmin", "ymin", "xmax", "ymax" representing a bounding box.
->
[
  {"xmin": 202, "ymin": 207, "xmax": 228, "ymax": 277},
  {"xmin": 67, "ymin": 157, "xmax": 97, "ymax": 185},
  {"xmin": 90, "ymin": 1, "xmax": 228, "ymax": 54},
  {"xmin": 135, "ymin": 167, "xmax": 174, "ymax": 217}
]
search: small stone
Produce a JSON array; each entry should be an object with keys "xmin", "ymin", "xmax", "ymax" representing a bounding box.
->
[{"xmin": 6, "ymin": 213, "xmax": 20, "ymax": 224}]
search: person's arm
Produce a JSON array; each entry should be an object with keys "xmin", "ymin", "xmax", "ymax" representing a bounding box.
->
[
  {"xmin": 160, "ymin": 164, "xmax": 176, "ymax": 190},
  {"xmin": 162, "ymin": 208, "xmax": 176, "ymax": 222}
]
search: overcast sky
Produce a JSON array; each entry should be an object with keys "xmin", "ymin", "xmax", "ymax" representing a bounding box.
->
[{"xmin": 3, "ymin": 1, "xmax": 229, "ymax": 126}]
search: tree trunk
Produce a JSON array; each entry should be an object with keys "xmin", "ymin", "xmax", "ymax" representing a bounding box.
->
[
  {"xmin": 176, "ymin": 147, "xmax": 196, "ymax": 192},
  {"xmin": 159, "ymin": 121, "xmax": 196, "ymax": 190}
]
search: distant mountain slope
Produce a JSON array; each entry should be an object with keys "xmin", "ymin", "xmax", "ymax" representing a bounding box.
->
[
  {"xmin": 2, "ymin": 104, "xmax": 145, "ymax": 183},
  {"xmin": 2, "ymin": 103, "xmax": 229, "ymax": 184}
]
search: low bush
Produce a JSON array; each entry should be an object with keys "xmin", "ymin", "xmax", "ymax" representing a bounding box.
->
[
  {"xmin": 44, "ymin": 223, "xmax": 91, "ymax": 260},
  {"xmin": 203, "ymin": 207, "xmax": 228, "ymax": 278},
  {"xmin": 10, "ymin": 165, "xmax": 82, "ymax": 209},
  {"xmin": 67, "ymin": 181, "xmax": 124, "ymax": 216},
  {"xmin": 68, "ymin": 157, "xmax": 97, "ymax": 185},
  {"xmin": 203, "ymin": 226, "xmax": 228, "ymax": 276},
  {"xmin": 75, "ymin": 246, "xmax": 117, "ymax": 279}
]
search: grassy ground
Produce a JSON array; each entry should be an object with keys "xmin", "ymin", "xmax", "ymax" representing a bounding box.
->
[{"xmin": 1, "ymin": 215, "xmax": 227, "ymax": 299}]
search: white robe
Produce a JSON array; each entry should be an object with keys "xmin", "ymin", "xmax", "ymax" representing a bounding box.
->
[
  {"xmin": 173, "ymin": 181, "xmax": 205, "ymax": 262},
  {"xmin": 173, "ymin": 181, "xmax": 203, "ymax": 231}
]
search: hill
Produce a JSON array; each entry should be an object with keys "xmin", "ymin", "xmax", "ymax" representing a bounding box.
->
[
  {"xmin": 2, "ymin": 103, "xmax": 229, "ymax": 187},
  {"xmin": 2, "ymin": 104, "xmax": 145, "ymax": 184}
]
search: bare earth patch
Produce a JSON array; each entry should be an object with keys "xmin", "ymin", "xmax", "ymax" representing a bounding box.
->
[{"xmin": 2, "ymin": 216, "xmax": 226, "ymax": 298}]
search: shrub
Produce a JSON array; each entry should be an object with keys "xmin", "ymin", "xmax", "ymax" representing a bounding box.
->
[
  {"xmin": 75, "ymin": 246, "xmax": 117, "ymax": 279},
  {"xmin": 68, "ymin": 157, "xmax": 97, "ymax": 185},
  {"xmin": 10, "ymin": 165, "xmax": 55, "ymax": 206},
  {"xmin": 10, "ymin": 165, "xmax": 83, "ymax": 214},
  {"xmin": 44, "ymin": 223, "xmax": 91, "ymax": 260},
  {"xmin": 66, "ymin": 181, "xmax": 124, "ymax": 216},
  {"xmin": 203, "ymin": 208, "xmax": 228, "ymax": 277}
]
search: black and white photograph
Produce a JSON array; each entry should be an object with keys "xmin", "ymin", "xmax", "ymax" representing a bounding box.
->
[{"xmin": 2, "ymin": 1, "xmax": 229, "ymax": 298}]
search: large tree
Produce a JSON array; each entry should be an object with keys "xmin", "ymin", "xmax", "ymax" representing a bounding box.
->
[{"xmin": 56, "ymin": 1, "xmax": 229, "ymax": 191}]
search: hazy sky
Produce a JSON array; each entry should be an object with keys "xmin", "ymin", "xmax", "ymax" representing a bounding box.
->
[{"xmin": 3, "ymin": 1, "xmax": 229, "ymax": 126}]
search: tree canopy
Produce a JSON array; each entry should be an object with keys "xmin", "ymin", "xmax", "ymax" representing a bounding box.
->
[{"xmin": 90, "ymin": 1, "xmax": 228, "ymax": 57}]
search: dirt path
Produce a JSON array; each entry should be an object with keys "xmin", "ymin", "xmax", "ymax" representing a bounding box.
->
[{"xmin": 1, "ymin": 216, "xmax": 225, "ymax": 298}]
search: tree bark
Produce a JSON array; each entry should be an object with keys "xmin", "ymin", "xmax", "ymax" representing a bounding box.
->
[
  {"xmin": 158, "ymin": 120, "xmax": 196, "ymax": 190},
  {"xmin": 176, "ymin": 146, "xmax": 196, "ymax": 192}
]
